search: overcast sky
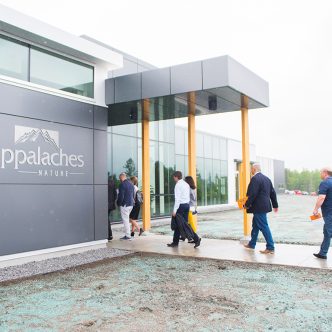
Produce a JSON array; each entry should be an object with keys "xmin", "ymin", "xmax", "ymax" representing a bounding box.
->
[{"xmin": 1, "ymin": 0, "xmax": 331, "ymax": 170}]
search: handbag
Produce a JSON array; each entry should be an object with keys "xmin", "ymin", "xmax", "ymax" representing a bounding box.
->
[
  {"xmin": 188, "ymin": 211, "xmax": 198, "ymax": 233},
  {"xmin": 171, "ymin": 216, "xmax": 177, "ymax": 231}
]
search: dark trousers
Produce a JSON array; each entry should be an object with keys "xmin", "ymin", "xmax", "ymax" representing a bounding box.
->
[
  {"xmin": 173, "ymin": 203, "xmax": 199, "ymax": 244},
  {"xmin": 108, "ymin": 209, "xmax": 113, "ymax": 240}
]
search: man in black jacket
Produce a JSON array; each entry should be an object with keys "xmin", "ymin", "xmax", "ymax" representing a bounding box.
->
[
  {"xmin": 244, "ymin": 163, "xmax": 278, "ymax": 254},
  {"xmin": 117, "ymin": 172, "xmax": 134, "ymax": 240}
]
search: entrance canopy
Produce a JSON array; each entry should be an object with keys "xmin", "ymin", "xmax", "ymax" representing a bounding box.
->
[{"xmin": 105, "ymin": 55, "xmax": 269, "ymax": 126}]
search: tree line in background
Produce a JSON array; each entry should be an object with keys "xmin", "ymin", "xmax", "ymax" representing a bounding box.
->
[{"xmin": 285, "ymin": 169, "xmax": 321, "ymax": 193}]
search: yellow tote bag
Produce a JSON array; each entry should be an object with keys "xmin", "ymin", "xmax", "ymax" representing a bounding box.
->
[{"xmin": 188, "ymin": 211, "xmax": 198, "ymax": 233}]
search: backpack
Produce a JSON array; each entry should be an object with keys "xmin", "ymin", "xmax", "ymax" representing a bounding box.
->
[{"xmin": 136, "ymin": 190, "xmax": 143, "ymax": 205}]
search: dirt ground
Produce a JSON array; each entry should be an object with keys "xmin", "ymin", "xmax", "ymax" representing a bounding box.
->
[
  {"xmin": 151, "ymin": 195, "xmax": 324, "ymax": 245},
  {"xmin": 1, "ymin": 254, "xmax": 331, "ymax": 331}
]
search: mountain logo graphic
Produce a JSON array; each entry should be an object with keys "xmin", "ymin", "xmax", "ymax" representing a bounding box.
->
[{"xmin": 14, "ymin": 125, "xmax": 60, "ymax": 151}]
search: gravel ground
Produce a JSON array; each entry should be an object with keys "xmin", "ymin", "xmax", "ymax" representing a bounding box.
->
[
  {"xmin": 0, "ymin": 248, "xmax": 134, "ymax": 283},
  {"xmin": 151, "ymin": 195, "xmax": 325, "ymax": 245},
  {"xmin": 0, "ymin": 254, "xmax": 331, "ymax": 331}
]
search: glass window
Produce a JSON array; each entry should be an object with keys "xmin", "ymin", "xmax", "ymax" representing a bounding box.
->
[
  {"xmin": 205, "ymin": 159, "xmax": 213, "ymax": 205},
  {"xmin": 212, "ymin": 160, "xmax": 221, "ymax": 205},
  {"xmin": 212, "ymin": 137, "xmax": 221, "ymax": 160},
  {"xmin": 204, "ymin": 135, "xmax": 213, "ymax": 159},
  {"xmin": 196, "ymin": 157, "xmax": 205, "ymax": 206},
  {"xmin": 0, "ymin": 35, "xmax": 28, "ymax": 81},
  {"xmin": 112, "ymin": 123, "xmax": 138, "ymax": 137},
  {"xmin": 30, "ymin": 47, "xmax": 94, "ymax": 98},
  {"xmin": 176, "ymin": 155, "xmax": 185, "ymax": 177},
  {"xmin": 175, "ymin": 127, "xmax": 185, "ymax": 155},
  {"xmin": 220, "ymin": 138, "xmax": 227, "ymax": 160},
  {"xmin": 112, "ymin": 134, "xmax": 138, "ymax": 177},
  {"xmin": 149, "ymin": 121, "xmax": 159, "ymax": 141},
  {"xmin": 159, "ymin": 119, "xmax": 175, "ymax": 143},
  {"xmin": 221, "ymin": 160, "xmax": 228, "ymax": 177},
  {"xmin": 159, "ymin": 143, "xmax": 175, "ymax": 195},
  {"xmin": 196, "ymin": 133, "xmax": 204, "ymax": 158},
  {"xmin": 184, "ymin": 130, "xmax": 188, "ymax": 156},
  {"xmin": 150, "ymin": 140, "xmax": 158, "ymax": 196}
]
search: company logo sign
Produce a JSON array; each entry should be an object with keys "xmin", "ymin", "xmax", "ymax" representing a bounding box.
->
[{"xmin": 0, "ymin": 125, "xmax": 85, "ymax": 177}]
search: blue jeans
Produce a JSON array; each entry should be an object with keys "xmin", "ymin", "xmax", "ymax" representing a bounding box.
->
[
  {"xmin": 319, "ymin": 214, "xmax": 332, "ymax": 256},
  {"xmin": 249, "ymin": 213, "xmax": 275, "ymax": 251}
]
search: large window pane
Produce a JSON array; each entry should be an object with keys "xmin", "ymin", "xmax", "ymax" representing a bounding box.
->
[
  {"xmin": 0, "ymin": 35, "xmax": 28, "ymax": 81},
  {"xmin": 212, "ymin": 137, "xmax": 221, "ymax": 160},
  {"xmin": 176, "ymin": 155, "xmax": 185, "ymax": 178},
  {"xmin": 175, "ymin": 127, "xmax": 185, "ymax": 155},
  {"xmin": 30, "ymin": 47, "xmax": 94, "ymax": 97},
  {"xmin": 220, "ymin": 138, "xmax": 227, "ymax": 160},
  {"xmin": 112, "ymin": 123, "xmax": 138, "ymax": 137},
  {"xmin": 212, "ymin": 160, "xmax": 221, "ymax": 205},
  {"xmin": 196, "ymin": 157, "xmax": 205, "ymax": 206},
  {"xmin": 204, "ymin": 135, "xmax": 213, "ymax": 159},
  {"xmin": 159, "ymin": 119, "xmax": 175, "ymax": 143},
  {"xmin": 196, "ymin": 133, "xmax": 204, "ymax": 158},
  {"xmin": 205, "ymin": 159, "xmax": 213, "ymax": 205},
  {"xmin": 112, "ymin": 134, "xmax": 138, "ymax": 178}
]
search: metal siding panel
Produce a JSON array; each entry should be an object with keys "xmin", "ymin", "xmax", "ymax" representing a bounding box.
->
[
  {"xmin": 94, "ymin": 185, "xmax": 108, "ymax": 240},
  {"xmin": 170, "ymin": 61, "xmax": 202, "ymax": 94},
  {"xmin": 94, "ymin": 129, "xmax": 107, "ymax": 185},
  {"xmin": 202, "ymin": 56, "xmax": 229, "ymax": 90},
  {"xmin": 114, "ymin": 73, "xmax": 142, "ymax": 103},
  {"xmin": 0, "ymin": 82, "xmax": 94, "ymax": 128},
  {"xmin": 227, "ymin": 56, "xmax": 269, "ymax": 107},
  {"xmin": 94, "ymin": 105, "xmax": 108, "ymax": 131},
  {"xmin": 105, "ymin": 79, "xmax": 115, "ymax": 105},
  {"xmin": 142, "ymin": 68, "xmax": 171, "ymax": 99},
  {"xmin": 0, "ymin": 185, "xmax": 94, "ymax": 256}
]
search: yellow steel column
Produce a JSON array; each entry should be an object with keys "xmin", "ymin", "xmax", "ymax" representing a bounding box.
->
[
  {"xmin": 187, "ymin": 92, "xmax": 196, "ymax": 180},
  {"xmin": 142, "ymin": 99, "xmax": 151, "ymax": 231},
  {"xmin": 241, "ymin": 95, "xmax": 251, "ymax": 237}
]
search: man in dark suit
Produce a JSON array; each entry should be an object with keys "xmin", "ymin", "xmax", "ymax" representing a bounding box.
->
[{"xmin": 244, "ymin": 163, "xmax": 278, "ymax": 254}]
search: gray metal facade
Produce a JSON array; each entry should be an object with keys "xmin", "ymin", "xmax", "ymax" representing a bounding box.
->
[
  {"xmin": 106, "ymin": 55, "xmax": 269, "ymax": 111},
  {"xmin": 0, "ymin": 82, "xmax": 108, "ymax": 256}
]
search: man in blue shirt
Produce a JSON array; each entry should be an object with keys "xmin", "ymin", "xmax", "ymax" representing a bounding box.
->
[
  {"xmin": 117, "ymin": 172, "xmax": 134, "ymax": 240},
  {"xmin": 313, "ymin": 167, "xmax": 332, "ymax": 259}
]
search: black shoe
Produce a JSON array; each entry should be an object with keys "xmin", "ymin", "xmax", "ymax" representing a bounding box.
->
[
  {"xmin": 313, "ymin": 253, "xmax": 327, "ymax": 260},
  {"xmin": 167, "ymin": 242, "xmax": 178, "ymax": 247},
  {"xmin": 108, "ymin": 237, "xmax": 113, "ymax": 241},
  {"xmin": 131, "ymin": 232, "xmax": 135, "ymax": 237},
  {"xmin": 188, "ymin": 239, "xmax": 195, "ymax": 244},
  {"xmin": 180, "ymin": 237, "xmax": 186, "ymax": 241},
  {"xmin": 194, "ymin": 238, "xmax": 201, "ymax": 248},
  {"xmin": 139, "ymin": 228, "xmax": 144, "ymax": 236}
]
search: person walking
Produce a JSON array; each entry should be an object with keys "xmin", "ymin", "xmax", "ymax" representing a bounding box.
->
[
  {"xmin": 243, "ymin": 163, "xmax": 278, "ymax": 254},
  {"xmin": 117, "ymin": 172, "xmax": 135, "ymax": 240},
  {"xmin": 312, "ymin": 167, "xmax": 332, "ymax": 259},
  {"xmin": 129, "ymin": 176, "xmax": 144, "ymax": 238},
  {"xmin": 167, "ymin": 171, "xmax": 201, "ymax": 248},
  {"xmin": 185, "ymin": 175, "xmax": 199, "ymax": 243},
  {"xmin": 108, "ymin": 176, "xmax": 117, "ymax": 241}
]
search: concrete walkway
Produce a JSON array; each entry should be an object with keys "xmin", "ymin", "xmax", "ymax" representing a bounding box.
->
[{"xmin": 107, "ymin": 233, "xmax": 332, "ymax": 270}]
